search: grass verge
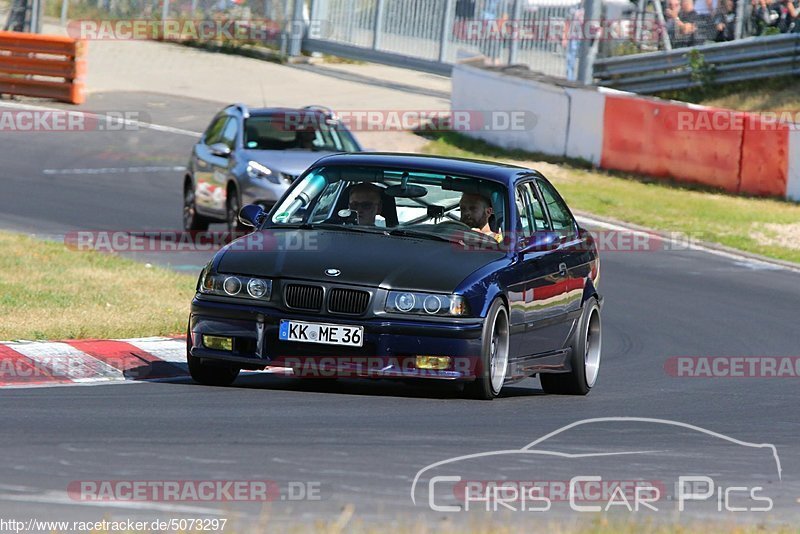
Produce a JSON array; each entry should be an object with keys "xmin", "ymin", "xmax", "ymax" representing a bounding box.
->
[
  {"xmin": 657, "ymin": 75, "xmax": 800, "ymax": 111},
  {"xmin": 419, "ymin": 131, "xmax": 800, "ymax": 264},
  {"xmin": 0, "ymin": 231, "xmax": 195, "ymax": 340}
]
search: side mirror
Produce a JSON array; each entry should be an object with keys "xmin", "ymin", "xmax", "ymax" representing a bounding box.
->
[
  {"xmin": 208, "ymin": 142, "xmax": 231, "ymax": 158},
  {"xmin": 520, "ymin": 231, "xmax": 561, "ymax": 253},
  {"xmin": 238, "ymin": 204, "xmax": 265, "ymax": 228}
]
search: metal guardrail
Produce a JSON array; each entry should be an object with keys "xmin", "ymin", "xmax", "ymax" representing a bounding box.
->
[{"xmin": 593, "ymin": 33, "xmax": 800, "ymax": 94}]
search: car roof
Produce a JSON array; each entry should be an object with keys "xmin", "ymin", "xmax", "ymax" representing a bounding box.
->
[
  {"xmin": 248, "ymin": 107, "xmax": 326, "ymax": 116},
  {"xmin": 307, "ymin": 152, "xmax": 540, "ymax": 186}
]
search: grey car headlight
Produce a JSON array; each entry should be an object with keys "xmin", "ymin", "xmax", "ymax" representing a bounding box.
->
[
  {"xmin": 199, "ymin": 272, "xmax": 272, "ymax": 301},
  {"xmin": 246, "ymin": 161, "xmax": 281, "ymax": 184},
  {"xmin": 385, "ymin": 291, "xmax": 468, "ymax": 316}
]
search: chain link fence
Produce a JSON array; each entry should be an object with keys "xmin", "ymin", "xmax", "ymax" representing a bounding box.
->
[{"xmin": 308, "ymin": 0, "xmax": 585, "ymax": 78}]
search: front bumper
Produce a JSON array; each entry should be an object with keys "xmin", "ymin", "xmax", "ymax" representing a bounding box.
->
[{"xmin": 189, "ymin": 297, "xmax": 485, "ymax": 380}]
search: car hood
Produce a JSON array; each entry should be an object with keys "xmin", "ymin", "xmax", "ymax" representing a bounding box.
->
[
  {"xmin": 240, "ymin": 149, "xmax": 338, "ymax": 177},
  {"xmin": 216, "ymin": 228, "xmax": 506, "ymax": 293}
]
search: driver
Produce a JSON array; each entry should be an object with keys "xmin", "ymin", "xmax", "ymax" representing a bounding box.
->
[
  {"xmin": 459, "ymin": 192, "xmax": 502, "ymax": 242},
  {"xmin": 348, "ymin": 183, "xmax": 383, "ymax": 226}
]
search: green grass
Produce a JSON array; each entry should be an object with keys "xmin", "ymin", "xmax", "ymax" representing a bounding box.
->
[
  {"xmin": 419, "ymin": 131, "xmax": 800, "ymax": 264},
  {"xmin": 657, "ymin": 75, "xmax": 800, "ymax": 111},
  {"xmin": 0, "ymin": 231, "xmax": 196, "ymax": 340}
]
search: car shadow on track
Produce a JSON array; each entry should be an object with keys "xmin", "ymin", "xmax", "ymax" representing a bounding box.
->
[{"xmin": 164, "ymin": 373, "xmax": 546, "ymax": 400}]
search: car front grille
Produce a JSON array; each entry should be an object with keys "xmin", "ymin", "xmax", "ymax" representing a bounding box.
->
[
  {"xmin": 284, "ymin": 284, "xmax": 323, "ymax": 311},
  {"xmin": 327, "ymin": 288, "xmax": 370, "ymax": 315}
]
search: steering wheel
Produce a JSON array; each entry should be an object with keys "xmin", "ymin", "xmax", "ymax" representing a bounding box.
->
[{"xmin": 433, "ymin": 220, "xmax": 471, "ymax": 231}]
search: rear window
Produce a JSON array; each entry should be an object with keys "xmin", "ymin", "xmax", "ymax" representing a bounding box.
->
[{"xmin": 243, "ymin": 113, "xmax": 360, "ymax": 152}]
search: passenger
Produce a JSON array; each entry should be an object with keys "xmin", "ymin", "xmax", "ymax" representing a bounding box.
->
[
  {"xmin": 459, "ymin": 192, "xmax": 502, "ymax": 242},
  {"xmin": 348, "ymin": 183, "xmax": 383, "ymax": 226}
]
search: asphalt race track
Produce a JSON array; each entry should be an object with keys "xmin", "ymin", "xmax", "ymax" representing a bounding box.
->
[{"xmin": 1, "ymin": 92, "xmax": 799, "ymax": 528}]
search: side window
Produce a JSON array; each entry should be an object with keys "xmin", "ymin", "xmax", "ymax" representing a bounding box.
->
[
  {"xmin": 514, "ymin": 186, "xmax": 532, "ymax": 238},
  {"xmin": 517, "ymin": 182, "xmax": 550, "ymax": 237},
  {"xmin": 220, "ymin": 118, "xmax": 239, "ymax": 150},
  {"xmin": 308, "ymin": 182, "xmax": 344, "ymax": 223},
  {"xmin": 203, "ymin": 116, "xmax": 227, "ymax": 145},
  {"xmin": 521, "ymin": 182, "xmax": 550, "ymax": 231},
  {"xmin": 537, "ymin": 179, "xmax": 576, "ymax": 236}
]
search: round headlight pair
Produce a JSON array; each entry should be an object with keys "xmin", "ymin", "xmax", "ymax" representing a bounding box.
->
[
  {"xmin": 223, "ymin": 276, "xmax": 268, "ymax": 298},
  {"xmin": 394, "ymin": 292, "xmax": 445, "ymax": 314}
]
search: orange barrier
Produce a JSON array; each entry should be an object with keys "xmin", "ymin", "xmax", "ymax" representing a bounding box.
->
[
  {"xmin": 738, "ymin": 113, "xmax": 789, "ymax": 197},
  {"xmin": 601, "ymin": 95, "xmax": 743, "ymax": 193},
  {"xmin": 0, "ymin": 31, "xmax": 86, "ymax": 104}
]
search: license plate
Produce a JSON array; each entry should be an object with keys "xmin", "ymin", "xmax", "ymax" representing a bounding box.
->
[{"xmin": 278, "ymin": 320, "xmax": 364, "ymax": 347}]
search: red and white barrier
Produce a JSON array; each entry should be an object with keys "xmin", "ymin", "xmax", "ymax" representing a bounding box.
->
[
  {"xmin": 0, "ymin": 337, "xmax": 282, "ymax": 389},
  {"xmin": 789, "ymin": 130, "xmax": 800, "ymax": 201},
  {"xmin": 452, "ymin": 63, "xmax": 800, "ymax": 202}
]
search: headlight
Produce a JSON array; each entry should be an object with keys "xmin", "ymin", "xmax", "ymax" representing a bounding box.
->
[
  {"xmin": 246, "ymin": 161, "xmax": 280, "ymax": 184},
  {"xmin": 199, "ymin": 271, "xmax": 272, "ymax": 301},
  {"xmin": 385, "ymin": 291, "xmax": 468, "ymax": 317}
]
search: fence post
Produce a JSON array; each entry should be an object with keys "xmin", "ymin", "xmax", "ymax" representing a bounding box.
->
[
  {"xmin": 161, "ymin": 0, "xmax": 170, "ymax": 24},
  {"xmin": 508, "ymin": 0, "xmax": 523, "ymax": 64},
  {"xmin": 438, "ymin": 0, "xmax": 456, "ymax": 63},
  {"xmin": 372, "ymin": 0, "xmax": 385, "ymax": 50},
  {"xmin": 577, "ymin": 0, "xmax": 600, "ymax": 84},
  {"xmin": 60, "ymin": 0, "xmax": 68, "ymax": 26},
  {"xmin": 652, "ymin": 0, "xmax": 671, "ymax": 51},
  {"xmin": 734, "ymin": 0, "xmax": 745, "ymax": 39},
  {"xmin": 287, "ymin": 0, "xmax": 306, "ymax": 57}
]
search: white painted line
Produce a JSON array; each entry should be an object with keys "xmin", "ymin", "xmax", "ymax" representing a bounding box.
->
[
  {"xmin": 122, "ymin": 337, "xmax": 187, "ymax": 363},
  {"xmin": 0, "ymin": 101, "xmax": 202, "ymax": 137},
  {"xmin": 43, "ymin": 166, "xmax": 186, "ymax": 175},
  {"xmin": 576, "ymin": 215, "xmax": 800, "ymax": 273},
  {"xmin": 0, "ymin": 490, "xmax": 224, "ymax": 515},
  {"xmin": 5, "ymin": 341, "xmax": 125, "ymax": 382}
]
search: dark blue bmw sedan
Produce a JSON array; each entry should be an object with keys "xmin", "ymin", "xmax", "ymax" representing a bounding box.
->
[{"xmin": 187, "ymin": 153, "xmax": 602, "ymax": 400}]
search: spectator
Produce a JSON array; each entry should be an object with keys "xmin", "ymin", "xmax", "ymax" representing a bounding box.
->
[
  {"xmin": 665, "ymin": 0, "xmax": 684, "ymax": 44},
  {"xmin": 751, "ymin": 0, "xmax": 779, "ymax": 35},
  {"xmin": 776, "ymin": 0, "xmax": 799, "ymax": 32},
  {"xmin": 667, "ymin": 0, "xmax": 702, "ymax": 46},
  {"xmin": 713, "ymin": 0, "xmax": 738, "ymax": 40},
  {"xmin": 565, "ymin": 5, "xmax": 584, "ymax": 81},
  {"xmin": 480, "ymin": 0, "xmax": 505, "ymax": 64},
  {"xmin": 694, "ymin": 0, "xmax": 718, "ymax": 40}
]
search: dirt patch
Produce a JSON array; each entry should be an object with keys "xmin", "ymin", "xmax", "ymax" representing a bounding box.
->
[{"xmin": 750, "ymin": 222, "xmax": 800, "ymax": 250}]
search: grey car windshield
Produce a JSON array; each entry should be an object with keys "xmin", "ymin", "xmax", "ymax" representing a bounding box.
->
[{"xmin": 243, "ymin": 114, "xmax": 359, "ymax": 152}]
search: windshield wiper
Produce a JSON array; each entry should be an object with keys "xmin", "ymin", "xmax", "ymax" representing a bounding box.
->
[{"xmin": 387, "ymin": 228, "xmax": 459, "ymax": 243}]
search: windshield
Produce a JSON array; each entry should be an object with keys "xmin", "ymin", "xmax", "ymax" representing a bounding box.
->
[
  {"xmin": 269, "ymin": 165, "xmax": 508, "ymax": 243},
  {"xmin": 243, "ymin": 113, "xmax": 360, "ymax": 152}
]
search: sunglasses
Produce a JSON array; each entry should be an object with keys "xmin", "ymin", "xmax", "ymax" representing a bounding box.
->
[{"xmin": 349, "ymin": 201, "xmax": 378, "ymax": 210}]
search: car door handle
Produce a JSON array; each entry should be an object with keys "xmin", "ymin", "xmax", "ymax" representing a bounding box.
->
[{"xmin": 558, "ymin": 262, "xmax": 568, "ymax": 277}]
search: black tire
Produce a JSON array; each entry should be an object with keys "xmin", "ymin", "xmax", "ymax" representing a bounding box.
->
[
  {"xmin": 463, "ymin": 298, "xmax": 510, "ymax": 400},
  {"xmin": 540, "ymin": 297, "xmax": 602, "ymax": 395},
  {"xmin": 183, "ymin": 180, "xmax": 210, "ymax": 232},
  {"xmin": 226, "ymin": 186, "xmax": 247, "ymax": 236},
  {"xmin": 186, "ymin": 334, "xmax": 240, "ymax": 387}
]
